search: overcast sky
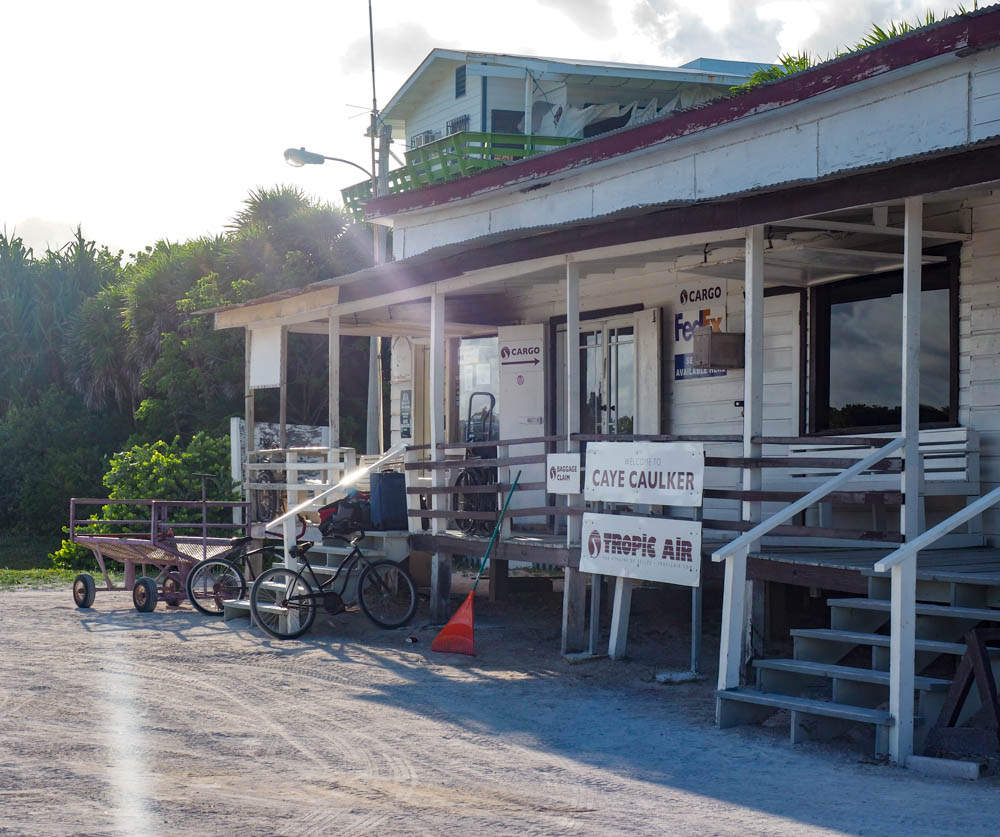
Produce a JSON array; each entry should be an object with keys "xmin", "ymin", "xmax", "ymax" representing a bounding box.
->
[{"xmin": 1, "ymin": 0, "xmax": 976, "ymax": 257}]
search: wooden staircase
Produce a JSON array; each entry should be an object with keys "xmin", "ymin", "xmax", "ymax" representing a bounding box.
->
[{"xmin": 716, "ymin": 569, "xmax": 1000, "ymax": 755}]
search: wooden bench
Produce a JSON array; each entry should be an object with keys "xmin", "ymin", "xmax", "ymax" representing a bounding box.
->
[{"xmin": 769, "ymin": 427, "xmax": 981, "ymax": 542}]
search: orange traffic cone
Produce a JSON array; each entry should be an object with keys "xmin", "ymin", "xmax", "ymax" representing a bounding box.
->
[{"xmin": 430, "ymin": 591, "xmax": 476, "ymax": 655}]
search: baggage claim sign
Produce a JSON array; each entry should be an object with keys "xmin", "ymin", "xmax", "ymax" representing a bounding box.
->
[
  {"xmin": 674, "ymin": 278, "xmax": 728, "ymax": 381},
  {"xmin": 579, "ymin": 442, "xmax": 703, "ymax": 587}
]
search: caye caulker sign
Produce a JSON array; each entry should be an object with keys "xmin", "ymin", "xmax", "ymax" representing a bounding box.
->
[{"xmin": 584, "ymin": 441, "xmax": 704, "ymax": 506}]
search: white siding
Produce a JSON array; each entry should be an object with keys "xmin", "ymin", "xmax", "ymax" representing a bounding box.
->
[
  {"xmin": 404, "ymin": 71, "xmax": 483, "ymax": 145},
  {"xmin": 391, "ymin": 48, "xmax": 1000, "ymax": 258},
  {"xmin": 508, "ymin": 264, "xmax": 800, "ymax": 525},
  {"xmin": 960, "ymin": 192, "xmax": 1000, "ymax": 541}
]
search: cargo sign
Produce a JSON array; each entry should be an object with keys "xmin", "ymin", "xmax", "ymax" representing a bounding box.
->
[
  {"xmin": 584, "ymin": 441, "xmax": 704, "ymax": 506},
  {"xmin": 674, "ymin": 278, "xmax": 727, "ymax": 380},
  {"xmin": 579, "ymin": 512, "xmax": 701, "ymax": 586},
  {"xmin": 546, "ymin": 453, "xmax": 581, "ymax": 494}
]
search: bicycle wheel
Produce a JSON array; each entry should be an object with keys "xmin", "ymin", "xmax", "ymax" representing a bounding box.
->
[
  {"xmin": 186, "ymin": 558, "xmax": 246, "ymax": 616},
  {"xmin": 357, "ymin": 561, "xmax": 417, "ymax": 629},
  {"xmin": 453, "ymin": 467, "xmax": 483, "ymax": 534},
  {"xmin": 250, "ymin": 566, "xmax": 317, "ymax": 640}
]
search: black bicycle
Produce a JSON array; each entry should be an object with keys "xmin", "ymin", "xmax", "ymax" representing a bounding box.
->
[
  {"xmin": 185, "ymin": 535, "xmax": 282, "ymax": 616},
  {"xmin": 248, "ymin": 533, "xmax": 417, "ymax": 640}
]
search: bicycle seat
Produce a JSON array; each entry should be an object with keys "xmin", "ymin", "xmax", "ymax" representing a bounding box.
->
[
  {"xmin": 229, "ymin": 535, "xmax": 253, "ymax": 546},
  {"xmin": 291, "ymin": 540, "xmax": 315, "ymax": 556}
]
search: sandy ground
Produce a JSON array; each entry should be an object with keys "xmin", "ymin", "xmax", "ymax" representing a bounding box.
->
[{"xmin": 1, "ymin": 581, "xmax": 997, "ymax": 837}]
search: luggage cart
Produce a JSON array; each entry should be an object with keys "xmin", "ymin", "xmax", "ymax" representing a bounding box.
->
[{"xmin": 68, "ymin": 493, "xmax": 249, "ymax": 612}]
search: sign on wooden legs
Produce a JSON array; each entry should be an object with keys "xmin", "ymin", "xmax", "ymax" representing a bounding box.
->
[
  {"xmin": 579, "ymin": 512, "xmax": 701, "ymax": 587},
  {"xmin": 584, "ymin": 441, "xmax": 704, "ymax": 506}
]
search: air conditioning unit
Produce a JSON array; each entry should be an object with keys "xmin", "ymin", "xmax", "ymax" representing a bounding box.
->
[
  {"xmin": 446, "ymin": 115, "xmax": 470, "ymax": 135},
  {"xmin": 410, "ymin": 130, "xmax": 439, "ymax": 148}
]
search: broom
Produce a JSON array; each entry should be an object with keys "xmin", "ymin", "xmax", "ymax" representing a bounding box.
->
[{"xmin": 431, "ymin": 471, "xmax": 521, "ymax": 655}]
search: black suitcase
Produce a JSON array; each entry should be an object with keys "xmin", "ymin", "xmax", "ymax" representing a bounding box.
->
[{"xmin": 370, "ymin": 471, "xmax": 407, "ymax": 530}]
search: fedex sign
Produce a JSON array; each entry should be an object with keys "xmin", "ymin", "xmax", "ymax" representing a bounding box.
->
[
  {"xmin": 673, "ymin": 279, "xmax": 727, "ymax": 381},
  {"xmin": 674, "ymin": 308, "xmax": 723, "ymax": 343}
]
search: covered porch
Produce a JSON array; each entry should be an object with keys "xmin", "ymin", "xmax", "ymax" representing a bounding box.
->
[{"xmin": 215, "ymin": 147, "xmax": 1000, "ymax": 765}]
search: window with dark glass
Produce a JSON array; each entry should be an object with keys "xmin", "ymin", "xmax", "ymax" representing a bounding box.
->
[
  {"xmin": 810, "ymin": 254, "xmax": 958, "ymax": 432},
  {"xmin": 455, "ymin": 65, "xmax": 466, "ymax": 98}
]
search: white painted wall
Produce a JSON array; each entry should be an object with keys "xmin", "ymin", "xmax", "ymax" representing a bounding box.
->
[
  {"xmin": 960, "ymin": 191, "xmax": 1000, "ymax": 542},
  {"xmin": 403, "ymin": 69, "xmax": 483, "ymax": 145},
  {"xmin": 391, "ymin": 48, "xmax": 1000, "ymax": 260}
]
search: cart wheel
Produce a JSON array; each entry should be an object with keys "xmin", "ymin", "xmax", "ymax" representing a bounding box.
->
[
  {"xmin": 133, "ymin": 577, "xmax": 158, "ymax": 612},
  {"xmin": 162, "ymin": 572, "xmax": 184, "ymax": 607},
  {"xmin": 72, "ymin": 573, "xmax": 96, "ymax": 609}
]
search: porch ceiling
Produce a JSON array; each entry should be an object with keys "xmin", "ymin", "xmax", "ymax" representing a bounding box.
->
[
  {"xmin": 208, "ymin": 158, "xmax": 995, "ymax": 333},
  {"xmin": 682, "ymin": 245, "xmax": 948, "ymax": 287}
]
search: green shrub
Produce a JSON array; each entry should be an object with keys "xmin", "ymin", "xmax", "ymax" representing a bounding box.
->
[{"xmin": 51, "ymin": 431, "xmax": 237, "ymax": 570}]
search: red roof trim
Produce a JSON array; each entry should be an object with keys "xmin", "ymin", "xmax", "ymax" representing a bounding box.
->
[{"xmin": 366, "ymin": 10, "xmax": 1000, "ymax": 219}]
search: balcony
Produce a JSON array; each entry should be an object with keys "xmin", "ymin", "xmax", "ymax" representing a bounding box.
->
[{"xmin": 340, "ymin": 131, "xmax": 578, "ymax": 221}]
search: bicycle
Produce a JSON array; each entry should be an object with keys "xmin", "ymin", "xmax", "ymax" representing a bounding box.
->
[
  {"xmin": 185, "ymin": 514, "xmax": 311, "ymax": 616},
  {"xmin": 248, "ymin": 532, "xmax": 417, "ymax": 640},
  {"xmin": 184, "ymin": 535, "xmax": 281, "ymax": 616}
]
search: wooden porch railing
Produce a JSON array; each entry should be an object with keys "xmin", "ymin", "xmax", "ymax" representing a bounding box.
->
[{"xmin": 402, "ymin": 433, "xmax": 908, "ymax": 544}]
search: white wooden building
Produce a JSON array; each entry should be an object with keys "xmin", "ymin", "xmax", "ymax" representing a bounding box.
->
[{"xmin": 213, "ymin": 9, "xmax": 1000, "ymax": 769}]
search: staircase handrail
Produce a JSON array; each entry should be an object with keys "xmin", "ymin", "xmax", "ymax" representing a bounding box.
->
[
  {"xmin": 712, "ymin": 436, "xmax": 906, "ymax": 563},
  {"xmin": 264, "ymin": 443, "xmax": 407, "ymax": 533},
  {"xmin": 874, "ymin": 482, "xmax": 1000, "ymax": 572}
]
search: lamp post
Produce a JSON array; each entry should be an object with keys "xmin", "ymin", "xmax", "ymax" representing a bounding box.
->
[{"xmin": 284, "ymin": 145, "xmax": 385, "ymax": 456}]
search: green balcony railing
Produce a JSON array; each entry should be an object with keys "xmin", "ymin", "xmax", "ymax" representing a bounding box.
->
[{"xmin": 341, "ymin": 131, "xmax": 579, "ymax": 221}]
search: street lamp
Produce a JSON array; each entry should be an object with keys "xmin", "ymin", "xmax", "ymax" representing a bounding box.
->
[
  {"xmin": 283, "ymin": 147, "xmax": 373, "ymax": 179},
  {"xmin": 284, "ymin": 145, "xmax": 383, "ymax": 457}
]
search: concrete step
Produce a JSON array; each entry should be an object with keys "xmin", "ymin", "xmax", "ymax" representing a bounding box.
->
[
  {"xmin": 717, "ymin": 686, "xmax": 896, "ymax": 753},
  {"xmin": 221, "ymin": 598, "xmax": 286, "ymax": 616},
  {"xmin": 828, "ymin": 597, "xmax": 1000, "ymax": 623},
  {"xmin": 717, "ymin": 687, "xmax": 893, "ymax": 726},
  {"xmin": 753, "ymin": 658, "xmax": 951, "ymax": 692},
  {"xmin": 790, "ymin": 628, "xmax": 969, "ymax": 657}
]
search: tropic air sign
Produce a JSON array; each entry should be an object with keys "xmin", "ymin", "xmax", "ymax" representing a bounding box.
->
[{"xmin": 579, "ymin": 512, "xmax": 701, "ymax": 586}]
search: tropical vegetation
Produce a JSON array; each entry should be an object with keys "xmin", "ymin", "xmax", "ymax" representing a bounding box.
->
[
  {"xmin": 0, "ymin": 186, "xmax": 375, "ymax": 571},
  {"xmin": 731, "ymin": 2, "xmax": 983, "ymax": 93}
]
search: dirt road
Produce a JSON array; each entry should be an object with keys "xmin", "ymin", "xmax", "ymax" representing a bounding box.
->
[{"xmin": 0, "ymin": 585, "xmax": 996, "ymax": 836}]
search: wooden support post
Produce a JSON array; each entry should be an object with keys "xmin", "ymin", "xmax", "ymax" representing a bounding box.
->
[
  {"xmin": 608, "ymin": 576, "xmax": 633, "ymax": 661},
  {"xmin": 743, "ymin": 226, "xmax": 764, "ymax": 530},
  {"xmin": 561, "ymin": 566, "xmax": 587, "ymax": 655},
  {"xmin": 890, "ymin": 195, "xmax": 923, "ymax": 764},
  {"xmin": 691, "ymin": 585, "xmax": 703, "ymax": 674},
  {"xmin": 561, "ymin": 260, "xmax": 588, "ymax": 656},
  {"xmin": 278, "ymin": 325, "xmax": 288, "ymax": 451},
  {"xmin": 717, "ymin": 545, "xmax": 749, "ymax": 693},
  {"xmin": 743, "ymin": 225, "xmax": 766, "ymax": 670},
  {"xmin": 589, "ymin": 573, "xmax": 603, "ymax": 655},
  {"xmin": 367, "ymin": 336, "xmax": 380, "ymax": 455},
  {"xmin": 565, "ymin": 261, "xmax": 582, "ymax": 547},
  {"xmin": 489, "ymin": 559, "xmax": 509, "ymax": 602},
  {"xmin": 244, "ymin": 326, "xmax": 255, "ymax": 461},
  {"xmin": 428, "ymin": 291, "xmax": 451, "ymax": 623},
  {"xmin": 328, "ymin": 313, "xmax": 340, "ymax": 448}
]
